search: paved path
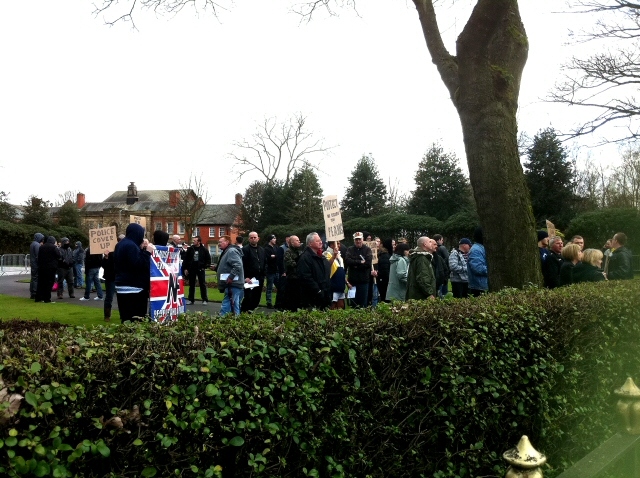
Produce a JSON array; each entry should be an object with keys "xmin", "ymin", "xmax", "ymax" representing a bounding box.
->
[{"xmin": 0, "ymin": 271, "xmax": 248, "ymax": 315}]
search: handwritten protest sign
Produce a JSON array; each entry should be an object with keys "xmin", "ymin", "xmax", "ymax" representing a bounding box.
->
[
  {"xmin": 130, "ymin": 215, "xmax": 147, "ymax": 230},
  {"xmin": 364, "ymin": 240, "xmax": 378, "ymax": 265},
  {"xmin": 322, "ymin": 195, "xmax": 344, "ymax": 241},
  {"xmin": 88, "ymin": 226, "xmax": 117, "ymax": 254},
  {"xmin": 149, "ymin": 246, "xmax": 185, "ymax": 324},
  {"xmin": 545, "ymin": 219, "xmax": 556, "ymax": 238}
]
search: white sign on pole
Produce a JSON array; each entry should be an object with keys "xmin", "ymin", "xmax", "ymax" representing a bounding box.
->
[{"xmin": 322, "ymin": 195, "xmax": 344, "ymax": 241}]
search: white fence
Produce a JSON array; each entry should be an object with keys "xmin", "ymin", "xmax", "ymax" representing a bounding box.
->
[{"xmin": 0, "ymin": 254, "xmax": 30, "ymax": 276}]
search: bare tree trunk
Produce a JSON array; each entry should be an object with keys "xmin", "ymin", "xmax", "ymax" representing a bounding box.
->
[{"xmin": 414, "ymin": 0, "xmax": 542, "ymax": 289}]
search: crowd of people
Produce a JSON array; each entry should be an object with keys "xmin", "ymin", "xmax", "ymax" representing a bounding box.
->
[
  {"xmin": 27, "ymin": 225, "xmax": 635, "ymax": 320},
  {"xmin": 538, "ymin": 231, "xmax": 634, "ymax": 287}
]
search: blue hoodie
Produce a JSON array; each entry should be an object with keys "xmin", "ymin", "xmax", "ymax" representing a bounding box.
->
[{"xmin": 114, "ymin": 223, "xmax": 151, "ymax": 291}]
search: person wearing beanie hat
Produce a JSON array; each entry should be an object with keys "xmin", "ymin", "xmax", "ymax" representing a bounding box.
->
[
  {"xmin": 449, "ymin": 238, "xmax": 472, "ymax": 298},
  {"xmin": 537, "ymin": 230, "xmax": 549, "ymax": 263},
  {"xmin": 467, "ymin": 227, "xmax": 488, "ymax": 296},
  {"xmin": 73, "ymin": 241, "xmax": 85, "ymax": 288},
  {"xmin": 55, "ymin": 237, "xmax": 76, "ymax": 299}
]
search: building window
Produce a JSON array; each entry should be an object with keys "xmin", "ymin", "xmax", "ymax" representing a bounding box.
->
[
  {"xmin": 219, "ymin": 227, "xmax": 226, "ymax": 237},
  {"xmin": 192, "ymin": 227, "xmax": 200, "ymax": 238},
  {"xmin": 179, "ymin": 222, "xmax": 185, "ymax": 234},
  {"xmin": 155, "ymin": 222, "xmax": 162, "ymax": 231},
  {"xmin": 209, "ymin": 227, "xmax": 215, "ymax": 238},
  {"xmin": 167, "ymin": 222, "xmax": 174, "ymax": 234},
  {"xmin": 209, "ymin": 243, "xmax": 219, "ymax": 258}
]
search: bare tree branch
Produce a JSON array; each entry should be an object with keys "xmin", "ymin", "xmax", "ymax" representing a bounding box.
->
[
  {"xmin": 229, "ymin": 113, "xmax": 333, "ymax": 186},
  {"xmin": 92, "ymin": 0, "xmax": 229, "ymax": 28},
  {"xmin": 174, "ymin": 173, "xmax": 209, "ymax": 238},
  {"xmin": 550, "ymin": 1, "xmax": 640, "ymax": 143}
]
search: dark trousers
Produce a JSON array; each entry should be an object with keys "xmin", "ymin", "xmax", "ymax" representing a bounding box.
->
[
  {"xmin": 56, "ymin": 267, "xmax": 75, "ymax": 298},
  {"xmin": 451, "ymin": 281, "xmax": 468, "ymax": 299},
  {"xmin": 241, "ymin": 277, "xmax": 264, "ymax": 312},
  {"xmin": 274, "ymin": 275, "xmax": 287, "ymax": 309},
  {"xmin": 469, "ymin": 288, "xmax": 487, "ymax": 298},
  {"xmin": 188, "ymin": 269, "xmax": 208, "ymax": 302},
  {"xmin": 30, "ymin": 269, "xmax": 38, "ymax": 299},
  {"xmin": 35, "ymin": 268, "xmax": 56, "ymax": 302},
  {"xmin": 116, "ymin": 290, "xmax": 148, "ymax": 322},
  {"xmin": 352, "ymin": 282, "xmax": 369, "ymax": 308},
  {"xmin": 284, "ymin": 278, "xmax": 299, "ymax": 311}
]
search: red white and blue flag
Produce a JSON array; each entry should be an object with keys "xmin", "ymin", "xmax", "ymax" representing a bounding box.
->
[{"xmin": 149, "ymin": 246, "xmax": 185, "ymax": 323}]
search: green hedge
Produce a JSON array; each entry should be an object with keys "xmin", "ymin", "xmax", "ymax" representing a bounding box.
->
[
  {"xmin": 1, "ymin": 281, "xmax": 639, "ymax": 477},
  {"xmin": 0, "ymin": 220, "xmax": 88, "ymax": 255}
]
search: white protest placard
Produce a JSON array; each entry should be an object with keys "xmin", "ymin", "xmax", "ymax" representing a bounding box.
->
[
  {"xmin": 130, "ymin": 215, "xmax": 147, "ymax": 230},
  {"xmin": 322, "ymin": 195, "xmax": 344, "ymax": 241},
  {"xmin": 89, "ymin": 226, "xmax": 117, "ymax": 254}
]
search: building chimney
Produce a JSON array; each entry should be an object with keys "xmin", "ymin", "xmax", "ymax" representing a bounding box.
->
[
  {"xmin": 169, "ymin": 190, "xmax": 180, "ymax": 207},
  {"xmin": 126, "ymin": 182, "xmax": 139, "ymax": 205},
  {"xmin": 76, "ymin": 192, "xmax": 85, "ymax": 209},
  {"xmin": 235, "ymin": 193, "xmax": 243, "ymax": 206}
]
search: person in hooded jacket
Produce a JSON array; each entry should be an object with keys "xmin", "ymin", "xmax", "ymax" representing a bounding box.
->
[
  {"xmin": 406, "ymin": 237, "xmax": 437, "ymax": 300},
  {"xmin": 35, "ymin": 236, "xmax": 60, "ymax": 303},
  {"xmin": 386, "ymin": 242, "xmax": 410, "ymax": 301},
  {"xmin": 102, "ymin": 234, "xmax": 125, "ymax": 321},
  {"xmin": 29, "ymin": 232, "xmax": 44, "ymax": 299},
  {"xmin": 72, "ymin": 241, "xmax": 85, "ymax": 288},
  {"xmin": 467, "ymin": 227, "xmax": 488, "ymax": 297},
  {"xmin": 56, "ymin": 238, "xmax": 76, "ymax": 299},
  {"xmin": 114, "ymin": 223, "xmax": 154, "ymax": 322}
]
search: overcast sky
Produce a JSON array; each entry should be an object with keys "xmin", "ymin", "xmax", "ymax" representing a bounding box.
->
[{"xmin": 0, "ymin": 0, "xmax": 614, "ymax": 207}]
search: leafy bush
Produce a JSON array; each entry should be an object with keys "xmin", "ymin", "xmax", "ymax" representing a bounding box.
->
[
  {"xmin": 566, "ymin": 207, "xmax": 640, "ymax": 251},
  {"xmin": 0, "ymin": 220, "xmax": 88, "ymax": 255},
  {"xmin": 0, "ymin": 281, "xmax": 639, "ymax": 477}
]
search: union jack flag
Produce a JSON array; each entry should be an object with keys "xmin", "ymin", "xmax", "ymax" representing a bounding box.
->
[{"xmin": 149, "ymin": 246, "xmax": 185, "ymax": 323}]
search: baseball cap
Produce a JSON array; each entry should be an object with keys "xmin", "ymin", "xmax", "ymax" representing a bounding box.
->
[{"xmin": 353, "ymin": 232, "xmax": 363, "ymax": 240}]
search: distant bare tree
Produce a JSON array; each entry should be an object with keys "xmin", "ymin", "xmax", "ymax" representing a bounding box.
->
[
  {"xmin": 174, "ymin": 174, "xmax": 209, "ymax": 239},
  {"xmin": 550, "ymin": 1, "xmax": 640, "ymax": 143},
  {"xmin": 55, "ymin": 190, "xmax": 80, "ymax": 207},
  {"xmin": 229, "ymin": 114, "xmax": 331, "ymax": 186},
  {"xmin": 386, "ymin": 178, "xmax": 408, "ymax": 214}
]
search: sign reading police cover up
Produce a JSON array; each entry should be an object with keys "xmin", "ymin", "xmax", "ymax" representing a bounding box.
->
[
  {"xmin": 149, "ymin": 245, "xmax": 185, "ymax": 324},
  {"xmin": 88, "ymin": 226, "xmax": 117, "ymax": 254},
  {"xmin": 323, "ymin": 195, "xmax": 344, "ymax": 241}
]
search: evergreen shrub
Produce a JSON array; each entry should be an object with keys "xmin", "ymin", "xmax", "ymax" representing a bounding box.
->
[{"xmin": 0, "ymin": 281, "xmax": 639, "ymax": 477}]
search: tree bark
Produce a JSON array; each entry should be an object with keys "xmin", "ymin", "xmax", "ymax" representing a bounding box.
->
[{"xmin": 414, "ymin": 0, "xmax": 542, "ymax": 290}]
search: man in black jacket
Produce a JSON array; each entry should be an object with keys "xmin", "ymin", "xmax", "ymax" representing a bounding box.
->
[
  {"xmin": 542, "ymin": 236, "xmax": 564, "ymax": 289},
  {"xmin": 297, "ymin": 232, "xmax": 331, "ymax": 310},
  {"xmin": 345, "ymin": 232, "xmax": 373, "ymax": 308},
  {"xmin": 184, "ymin": 235, "xmax": 211, "ymax": 305},
  {"xmin": 263, "ymin": 234, "xmax": 279, "ymax": 308},
  {"xmin": 241, "ymin": 231, "xmax": 266, "ymax": 312},
  {"xmin": 608, "ymin": 232, "xmax": 634, "ymax": 280}
]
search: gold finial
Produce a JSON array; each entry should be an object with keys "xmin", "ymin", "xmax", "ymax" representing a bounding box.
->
[
  {"xmin": 503, "ymin": 436, "xmax": 546, "ymax": 477},
  {"xmin": 614, "ymin": 377, "xmax": 640, "ymax": 398},
  {"xmin": 616, "ymin": 377, "xmax": 640, "ymax": 435}
]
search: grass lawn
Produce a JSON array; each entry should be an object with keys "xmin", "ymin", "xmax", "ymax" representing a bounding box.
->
[{"xmin": 0, "ymin": 294, "xmax": 114, "ymax": 327}]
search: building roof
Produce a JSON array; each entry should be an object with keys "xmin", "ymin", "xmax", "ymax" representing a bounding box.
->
[
  {"xmin": 199, "ymin": 204, "xmax": 239, "ymax": 226},
  {"xmin": 102, "ymin": 190, "xmax": 171, "ymax": 203}
]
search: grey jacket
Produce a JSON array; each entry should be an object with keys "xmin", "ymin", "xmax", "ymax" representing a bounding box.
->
[
  {"xmin": 30, "ymin": 233, "xmax": 44, "ymax": 270},
  {"xmin": 217, "ymin": 246, "xmax": 244, "ymax": 289},
  {"xmin": 448, "ymin": 248, "xmax": 468, "ymax": 283}
]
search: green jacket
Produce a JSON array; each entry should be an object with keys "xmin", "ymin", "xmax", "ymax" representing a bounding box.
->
[
  {"xmin": 406, "ymin": 249, "xmax": 436, "ymax": 300},
  {"xmin": 387, "ymin": 254, "xmax": 409, "ymax": 301}
]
